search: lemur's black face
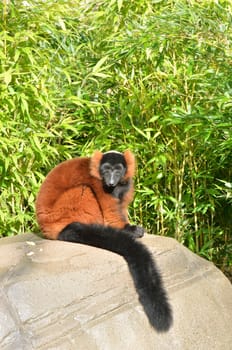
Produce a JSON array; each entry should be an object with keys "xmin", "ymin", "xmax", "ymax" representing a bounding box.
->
[{"xmin": 100, "ymin": 152, "xmax": 126, "ymax": 188}]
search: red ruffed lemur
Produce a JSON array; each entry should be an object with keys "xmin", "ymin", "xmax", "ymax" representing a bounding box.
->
[{"xmin": 36, "ymin": 150, "xmax": 172, "ymax": 332}]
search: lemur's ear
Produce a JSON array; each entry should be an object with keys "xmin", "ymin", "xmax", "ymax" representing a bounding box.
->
[
  {"xmin": 90, "ymin": 151, "xmax": 103, "ymax": 179},
  {"xmin": 123, "ymin": 150, "xmax": 136, "ymax": 179}
]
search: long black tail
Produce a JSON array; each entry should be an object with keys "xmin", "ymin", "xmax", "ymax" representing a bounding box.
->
[{"xmin": 58, "ymin": 222, "xmax": 173, "ymax": 332}]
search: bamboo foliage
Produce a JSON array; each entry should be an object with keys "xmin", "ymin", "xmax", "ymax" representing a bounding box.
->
[{"xmin": 0, "ymin": 0, "xmax": 231, "ymax": 273}]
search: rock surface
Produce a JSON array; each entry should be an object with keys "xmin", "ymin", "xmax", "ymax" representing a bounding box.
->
[{"xmin": 0, "ymin": 233, "xmax": 232, "ymax": 350}]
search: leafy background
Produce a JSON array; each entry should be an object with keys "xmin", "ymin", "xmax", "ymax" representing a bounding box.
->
[{"xmin": 0, "ymin": 0, "xmax": 231, "ymax": 278}]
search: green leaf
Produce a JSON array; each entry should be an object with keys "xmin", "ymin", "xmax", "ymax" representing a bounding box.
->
[
  {"xmin": 92, "ymin": 56, "xmax": 109, "ymax": 74},
  {"xmin": 1, "ymin": 69, "xmax": 12, "ymax": 86}
]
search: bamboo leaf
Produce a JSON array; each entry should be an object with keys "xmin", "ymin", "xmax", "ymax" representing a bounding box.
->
[
  {"xmin": 92, "ymin": 56, "xmax": 109, "ymax": 74},
  {"xmin": 117, "ymin": 0, "xmax": 123, "ymax": 11},
  {"xmin": 1, "ymin": 69, "xmax": 12, "ymax": 85}
]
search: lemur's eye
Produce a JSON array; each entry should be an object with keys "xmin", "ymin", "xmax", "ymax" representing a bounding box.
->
[{"xmin": 114, "ymin": 164, "xmax": 124, "ymax": 171}]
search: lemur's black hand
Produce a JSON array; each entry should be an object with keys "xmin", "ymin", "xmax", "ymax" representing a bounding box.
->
[{"xmin": 124, "ymin": 224, "xmax": 145, "ymax": 238}]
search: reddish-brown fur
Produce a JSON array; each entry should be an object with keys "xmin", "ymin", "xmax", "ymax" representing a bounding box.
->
[{"xmin": 36, "ymin": 151, "xmax": 135, "ymax": 239}]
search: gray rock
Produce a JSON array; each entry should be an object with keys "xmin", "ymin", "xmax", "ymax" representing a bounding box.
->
[{"xmin": 0, "ymin": 233, "xmax": 231, "ymax": 350}]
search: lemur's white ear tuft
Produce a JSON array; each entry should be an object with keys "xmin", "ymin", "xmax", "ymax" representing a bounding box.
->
[
  {"xmin": 123, "ymin": 150, "xmax": 136, "ymax": 179},
  {"xmin": 90, "ymin": 151, "xmax": 103, "ymax": 179}
]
